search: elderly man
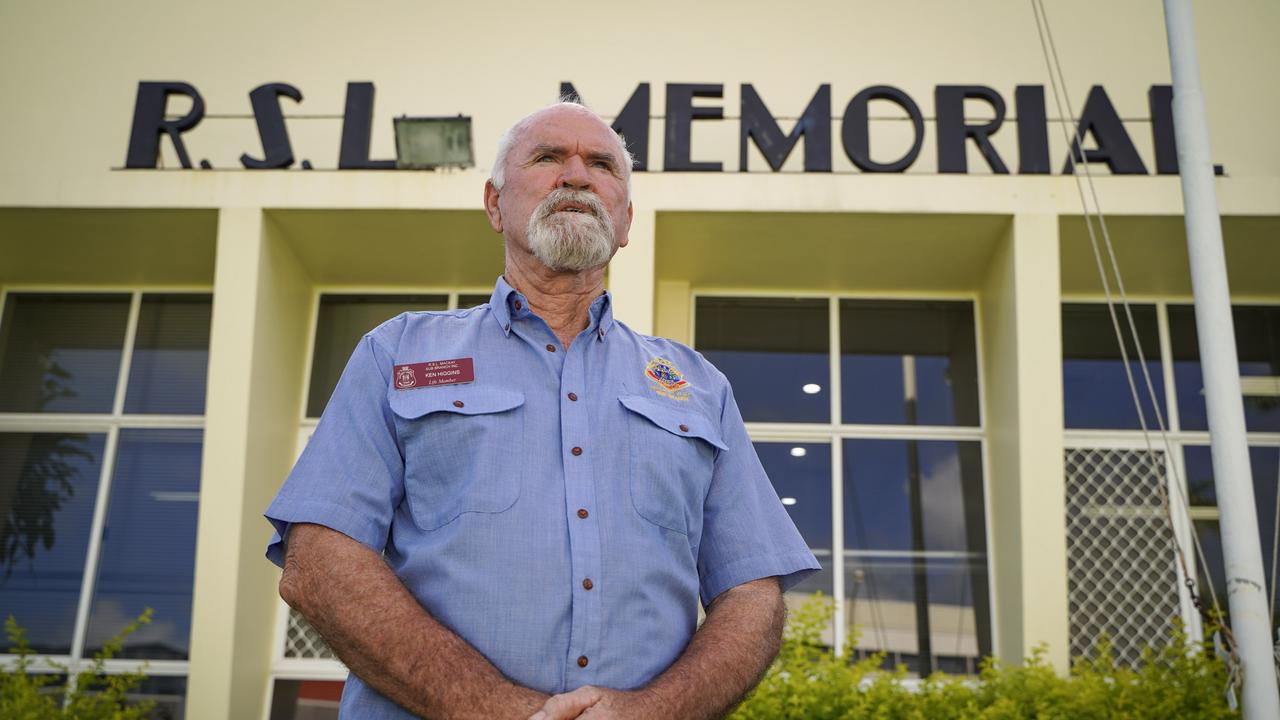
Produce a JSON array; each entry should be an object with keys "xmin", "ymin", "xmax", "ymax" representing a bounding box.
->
[{"xmin": 265, "ymin": 101, "xmax": 818, "ymax": 719}]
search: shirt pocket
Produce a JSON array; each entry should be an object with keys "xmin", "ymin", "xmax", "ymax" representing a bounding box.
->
[
  {"xmin": 389, "ymin": 386, "xmax": 525, "ymax": 531},
  {"xmin": 619, "ymin": 394, "xmax": 728, "ymax": 536}
]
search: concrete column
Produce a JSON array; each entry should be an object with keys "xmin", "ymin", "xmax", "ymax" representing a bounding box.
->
[
  {"xmin": 609, "ymin": 207, "xmax": 656, "ymax": 334},
  {"xmin": 979, "ymin": 213, "xmax": 1069, "ymax": 673},
  {"xmin": 187, "ymin": 209, "xmax": 312, "ymax": 719}
]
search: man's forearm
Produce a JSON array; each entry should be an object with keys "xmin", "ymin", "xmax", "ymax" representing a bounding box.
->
[
  {"xmin": 279, "ymin": 522, "xmax": 547, "ymax": 719},
  {"xmin": 643, "ymin": 577, "xmax": 785, "ymax": 719}
]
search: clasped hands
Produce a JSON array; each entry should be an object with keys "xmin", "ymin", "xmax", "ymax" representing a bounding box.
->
[{"xmin": 528, "ymin": 685, "xmax": 669, "ymax": 720}]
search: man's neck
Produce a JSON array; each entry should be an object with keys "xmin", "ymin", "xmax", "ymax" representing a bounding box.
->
[{"xmin": 503, "ymin": 254, "xmax": 606, "ymax": 351}]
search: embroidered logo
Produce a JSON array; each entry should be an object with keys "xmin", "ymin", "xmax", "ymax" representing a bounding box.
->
[
  {"xmin": 645, "ymin": 357, "xmax": 691, "ymax": 401},
  {"xmin": 395, "ymin": 365, "xmax": 417, "ymax": 389}
]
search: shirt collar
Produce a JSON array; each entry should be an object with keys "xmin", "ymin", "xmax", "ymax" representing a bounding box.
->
[{"xmin": 489, "ymin": 275, "xmax": 615, "ymax": 341}]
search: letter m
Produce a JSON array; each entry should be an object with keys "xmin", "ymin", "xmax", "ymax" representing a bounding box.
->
[{"xmin": 740, "ymin": 84, "xmax": 831, "ymax": 172}]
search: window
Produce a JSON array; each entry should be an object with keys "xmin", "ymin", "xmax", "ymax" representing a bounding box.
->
[
  {"xmin": 696, "ymin": 295, "xmax": 990, "ymax": 676},
  {"xmin": 1170, "ymin": 304, "xmax": 1280, "ymax": 433},
  {"xmin": 841, "ymin": 300, "xmax": 980, "ymax": 427},
  {"xmin": 0, "ymin": 291, "xmax": 209, "ymax": 696},
  {"xmin": 1061, "ymin": 300, "xmax": 1280, "ymax": 663},
  {"xmin": 1184, "ymin": 444, "xmax": 1280, "ymax": 625},
  {"xmin": 696, "ymin": 298, "xmax": 830, "ymax": 423},
  {"xmin": 1062, "ymin": 303, "xmax": 1164, "ymax": 430}
]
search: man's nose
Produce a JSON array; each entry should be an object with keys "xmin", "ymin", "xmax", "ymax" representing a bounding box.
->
[{"xmin": 558, "ymin": 155, "xmax": 592, "ymax": 189}]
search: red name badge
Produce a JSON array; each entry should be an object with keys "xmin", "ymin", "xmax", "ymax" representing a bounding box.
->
[{"xmin": 392, "ymin": 358, "xmax": 475, "ymax": 390}]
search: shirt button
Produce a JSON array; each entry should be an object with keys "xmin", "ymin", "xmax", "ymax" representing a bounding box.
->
[
  {"xmin": 567, "ymin": 392, "xmax": 578, "ymax": 402},
  {"xmin": 679, "ymin": 423, "xmax": 689, "ymax": 432},
  {"xmin": 577, "ymin": 508, "xmax": 589, "ymax": 519},
  {"xmin": 571, "ymin": 446, "xmax": 583, "ymax": 456},
  {"xmin": 514, "ymin": 300, "xmax": 522, "ymax": 310},
  {"xmin": 453, "ymin": 400, "xmax": 464, "ymax": 408},
  {"xmin": 577, "ymin": 656, "xmax": 589, "ymax": 668},
  {"xmin": 582, "ymin": 578, "xmax": 594, "ymax": 590},
  {"xmin": 546, "ymin": 344, "xmax": 556, "ymax": 352},
  {"xmin": 503, "ymin": 323, "xmax": 510, "ymax": 333}
]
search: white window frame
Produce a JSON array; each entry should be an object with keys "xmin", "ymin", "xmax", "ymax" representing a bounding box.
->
[
  {"xmin": 691, "ymin": 289, "xmax": 994, "ymax": 673},
  {"xmin": 0, "ymin": 285, "xmax": 211, "ymax": 686},
  {"xmin": 1061, "ymin": 296, "xmax": 1280, "ymax": 642}
]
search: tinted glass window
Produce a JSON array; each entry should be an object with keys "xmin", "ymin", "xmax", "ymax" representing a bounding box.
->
[
  {"xmin": 85, "ymin": 429, "xmax": 202, "ymax": 660},
  {"xmin": 1062, "ymin": 303, "xmax": 1165, "ymax": 429},
  {"xmin": 1170, "ymin": 305, "xmax": 1280, "ymax": 432},
  {"xmin": 843, "ymin": 439, "xmax": 990, "ymax": 675},
  {"xmin": 0, "ymin": 294, "xmax": 130, "ymax": 413},
  {"xmin": 0, "ymin": 432, "xmax": 107, "ymax": 654},
  {"xmin": 124, "ymin": 295, "xmax": 213, "ymax": 415},
  {"xmin": 841, "ymin": 300, "xmax": 979, "ymax": 427},
  {"xmin": 307, "ymin": 295, "xmax": 448, "ymax": 417},
  {"xmin": 1184, "ymin": 444, "xmax": 1279, "ymax": 610},
  {"xmin": 757, "ymin": 441, "xmax": 834, "ymax": 644},
  {"xmin": 696, "ymin": 298, "xmax": 829, "ymax": 423}
]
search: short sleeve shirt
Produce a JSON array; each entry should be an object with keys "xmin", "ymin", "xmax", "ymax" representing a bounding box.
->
[{"xmin": 265, "ymin": 277, "xmax": 818, "ymax": 717}]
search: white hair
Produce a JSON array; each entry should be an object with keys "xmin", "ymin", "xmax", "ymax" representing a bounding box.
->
[{"xmin": 490, "ymin": 99, "xmax": 635, "ymax": 197}]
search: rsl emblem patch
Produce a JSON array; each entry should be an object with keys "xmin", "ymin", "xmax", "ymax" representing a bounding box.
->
[{"xmin": 645, "ymin": 357, "xmax": 691, "ymax": 401}]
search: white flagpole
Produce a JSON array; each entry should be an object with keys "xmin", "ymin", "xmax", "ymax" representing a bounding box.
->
[{"xmin": 1162, "ymin": 1, "xmax": 1280, "ymax": 716}]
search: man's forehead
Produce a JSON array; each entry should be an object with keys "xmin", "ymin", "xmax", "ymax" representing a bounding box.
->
[{"xmin": 516, "ymin": 108, "xmax": 620, "ymax": 154}]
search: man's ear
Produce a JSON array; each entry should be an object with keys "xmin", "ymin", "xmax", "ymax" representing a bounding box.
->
[
  {"xmin": 617, "ymin": 202, "xmax": 633, "ymax": 249},
  {"xmin": 483, "ymin": 180, "xmax": 503, "ymax": 234}
]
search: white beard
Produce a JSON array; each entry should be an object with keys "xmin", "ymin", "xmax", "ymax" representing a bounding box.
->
[{"xmin": 526, "ymin": 189, "xmax": 615, "ymax": 272}]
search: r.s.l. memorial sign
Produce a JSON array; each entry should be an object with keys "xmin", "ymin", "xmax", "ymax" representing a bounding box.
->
[{"xmin": 123, "ymin": 80, "xmax": 1218, "ymax": 176}]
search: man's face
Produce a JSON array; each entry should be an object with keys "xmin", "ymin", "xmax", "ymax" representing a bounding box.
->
[{"xmin": 485, "ymin": 107, "xmax": 632, "ymax": 271}]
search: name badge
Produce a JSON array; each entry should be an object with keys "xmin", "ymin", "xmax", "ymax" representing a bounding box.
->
[{"xmin": 393, "ymin": 358, "xmax": 475, "ymax": 389}]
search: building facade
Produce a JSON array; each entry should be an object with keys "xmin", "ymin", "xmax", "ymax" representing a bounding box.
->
[{"xmin": 2, "ymin": 1, "xmax": 1278, "ymax": 718}]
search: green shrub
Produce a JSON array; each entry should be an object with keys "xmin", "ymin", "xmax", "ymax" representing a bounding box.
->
[
  {"xmin": 1, "ymin": 609, "xmax": 156, "ymax": 719},
  {"xmin": 731, "ymin": 594, "xmax": 1237, "ymax": 720}
]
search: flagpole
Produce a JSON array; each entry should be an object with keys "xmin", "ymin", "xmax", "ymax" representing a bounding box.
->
[{"xmin": 1162, "ymin": 1, "xmax": 1279, "ymax": 716}]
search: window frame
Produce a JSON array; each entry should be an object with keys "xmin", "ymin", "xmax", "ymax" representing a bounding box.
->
[
  {"xmin": 0, "ymin": 285, "xmax": 211, "ymax": 682},
  {"xmin": 691, "ymin": 289, "xmax": 994, "ymax": 671},
  {"xmin": 1060, "ymin": 295, "xmax": 1280, "ymax": 644}
]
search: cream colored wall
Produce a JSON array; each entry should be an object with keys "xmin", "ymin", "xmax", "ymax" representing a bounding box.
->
[
  {"xmin": 2, "ymin": 0, "xmax": 1277, "ymax": 218},
  {"xmin": 3, "ymin": 1, "xmax": 1278, "ymax": 715}
]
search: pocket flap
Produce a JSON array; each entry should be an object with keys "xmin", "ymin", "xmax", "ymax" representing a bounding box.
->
[
  {"xmin": 618, "ymin": 394, "xmax": 728, "ymax": 451},
  {"xmin": 390, "ymin": 386, "xmax": 525, "ymax": 420}
]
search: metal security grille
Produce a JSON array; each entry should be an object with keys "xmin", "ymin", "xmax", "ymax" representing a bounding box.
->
[
  {"xmin": 284, "ymin": 608, "xmax": 336, "ymax": 660},
  {"xmin": 1065, "ymin": 447, "xmax": 1181, "ymax": 667}
]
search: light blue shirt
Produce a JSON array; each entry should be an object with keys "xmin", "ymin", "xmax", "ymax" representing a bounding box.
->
[{"xmin": 265, "ymin": 277, "xmax": 818, "ymax": 717}]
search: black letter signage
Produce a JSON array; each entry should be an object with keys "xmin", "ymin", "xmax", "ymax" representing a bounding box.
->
[
  {"xmin": 935, "ymin": 85, "xmax": 1009, "ymax": 174},
  {"xmin": 739, "ymin": 84, "xmax": 832, "ymax": 172},
  {"xmin": 1062, "ymin": 85, "xmax": 1146, "ymax": 175},
  {"xmin": 339, "ymin": 82, "xmax": 396, "ymax": 169},
  {"xmin": 841, "ymin": 86, "xmax": 923, "ymax": 173},
  {"xmin": 241, "ymin": 83, "xmax": 303, "ymax": 169},
  {"xmin": 664, "ymin": 84, "xmax": 723, "ymax": 172},
  {"xmin": 1015, "ymin": 86, "xmax": 1050, "ymax": 174},
  {"xmin": 124, "ymin": 81, "xmax": 205, "ymax": 169}
]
